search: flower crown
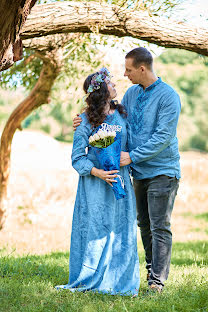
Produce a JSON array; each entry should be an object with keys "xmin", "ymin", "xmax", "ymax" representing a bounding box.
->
[{"xmin": 87, "ymin": 67, "xmax": 111, "ymax": 94}]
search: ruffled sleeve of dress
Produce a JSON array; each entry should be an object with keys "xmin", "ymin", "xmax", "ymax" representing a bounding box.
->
[{"xmin": 71, "ymin": 113, "xmax": 95, "ymax": 176}]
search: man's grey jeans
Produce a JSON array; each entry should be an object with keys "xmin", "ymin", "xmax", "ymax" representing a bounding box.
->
[{"xmin": 133, "ymin": 175, "xmax": 179, "ymax": 289}]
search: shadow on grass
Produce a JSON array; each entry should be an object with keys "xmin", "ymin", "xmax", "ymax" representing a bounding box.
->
[
  {"xmin": 0, "ymin": 251, "xmax": 69, "ymax": 285},
  {"xmin": 0, "ymin": 241, "xmax": 207, "ymax": 280},
  {"xmin": 0, "ymin": 243, "xmax": 208, "ymax": 312}
]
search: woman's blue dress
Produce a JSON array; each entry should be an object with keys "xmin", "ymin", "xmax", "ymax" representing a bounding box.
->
[{"xmin": 56, "ymin": 109, "xmax": 140, "ymax": 296}]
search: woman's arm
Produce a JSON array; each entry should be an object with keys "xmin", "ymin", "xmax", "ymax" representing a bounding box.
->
[
  {"xmin": 91, "ymin": 167, "xmax": 118, "ymax": 187},
  {"xmin": 71, "ymin": 115, "xmax": 118, "ymax": 185}
]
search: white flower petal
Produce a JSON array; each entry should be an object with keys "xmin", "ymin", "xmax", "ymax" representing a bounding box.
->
[
  {"xmin": 93, "ymin": 133, "xmax": 100, "ymax": 141},
  {"xmin": 103, "ymin": 130, "xmax": 108, "ymax": 137},
  {"xmin": 89, "ymin": 136, "xmax": 94, "ymax": 143}
]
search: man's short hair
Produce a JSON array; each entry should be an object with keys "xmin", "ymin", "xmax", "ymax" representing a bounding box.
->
[{"xmin": 125, "ymin": 47, "xmax": 153, "ymax": 69}]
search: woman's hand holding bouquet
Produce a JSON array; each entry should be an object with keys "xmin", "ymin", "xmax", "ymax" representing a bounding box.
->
[
  {"xmin": 89, "ymin": 128, "xmax": 126, "ymax": 200},
  {"xmin": 91, "ymin": 168, "xmax": 119, "ymax": 187}
]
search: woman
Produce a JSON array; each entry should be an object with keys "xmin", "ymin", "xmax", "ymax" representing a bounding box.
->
[{"xmin": 55, "ymin": 68, "xmax": 139, "ymax": 296}]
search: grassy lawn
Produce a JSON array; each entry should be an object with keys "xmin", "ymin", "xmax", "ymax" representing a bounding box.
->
[{"xmin": 0, "ymin": 241, "xmax": 207, "ymax": 312}]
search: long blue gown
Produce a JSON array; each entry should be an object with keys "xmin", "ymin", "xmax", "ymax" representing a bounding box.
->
[{"xmin": 55, "ymin": 109, "xmax": 140, "ymax": 296}]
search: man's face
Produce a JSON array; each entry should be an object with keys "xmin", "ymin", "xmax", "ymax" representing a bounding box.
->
[{"xmin": 124, "ymin": 58, "xmax": 142, "ymax": 84}]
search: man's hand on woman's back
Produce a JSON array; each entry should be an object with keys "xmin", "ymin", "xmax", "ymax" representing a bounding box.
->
[{"xmin": 73, "ymin": 114, "xmax": 82, "ymax": 131}]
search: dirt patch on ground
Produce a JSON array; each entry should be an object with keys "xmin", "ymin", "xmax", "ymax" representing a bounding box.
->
[{"xmin": 0, "ymin": 130, "xmax": 208, "ymax": 255}]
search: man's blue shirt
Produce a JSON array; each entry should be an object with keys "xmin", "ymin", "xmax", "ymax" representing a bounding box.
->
[{"xmin": 122, "ymin": 77, "xmax": 181, "ymax": 180}]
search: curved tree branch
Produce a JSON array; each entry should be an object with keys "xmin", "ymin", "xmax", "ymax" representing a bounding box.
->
[
  {"xmin": 0, "ymin": 41, "xmax": 64, "ymax": 228},
  {"xmin": 21, "ymin": 1, "xmax": 208, "ymax": 56}
]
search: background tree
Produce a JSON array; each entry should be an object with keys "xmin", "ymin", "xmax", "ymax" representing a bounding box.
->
[
  {"xmin": 0, "ymin": 34, "xmax": 68, "ymax": 227},
  {"xmin": 21, "ymin": 1, "xmax": 208, "ymax": 56},
  {"xmin": 0, "ymin": 0, "xmax": 207, "ymax": 228}
]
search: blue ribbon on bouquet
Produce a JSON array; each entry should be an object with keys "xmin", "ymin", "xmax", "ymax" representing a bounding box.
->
[{"xmin": 92, "ymin": 134, "xmax": 126, "ymax": 200}]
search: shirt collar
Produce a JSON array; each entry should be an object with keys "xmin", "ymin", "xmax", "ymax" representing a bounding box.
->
[{"xmin": 139, "ymin": 77, "xmax": 162, "ymax": 91}]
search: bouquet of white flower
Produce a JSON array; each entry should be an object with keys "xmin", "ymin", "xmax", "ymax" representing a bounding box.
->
[
  {"xmin": 89, "ymin": 128, "xmax": 126, "ymax": 200},
  {"xmin": 89, "ymin": 129, "xmax": 116, "ymax": 148}
]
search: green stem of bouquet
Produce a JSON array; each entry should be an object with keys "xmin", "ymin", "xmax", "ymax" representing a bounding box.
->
[{"xmin": 89, "ymin": 136, "xmax": 115, "ymax": 148}]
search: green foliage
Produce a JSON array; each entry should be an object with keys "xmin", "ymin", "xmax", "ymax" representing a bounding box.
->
[
  {"xmin": 0, "ymin": 1, "xmax": 206, "ymax": 148},
  {"xmin": 158, "ymin": 48, "xmax": 208, "ymax": 66},
  {"xmin": 106, "ymin": 0, "xmax": 184, "ymax": 18},
  {"xmin": 22, "ymin": 111, "xmax": 41, "ymax": 128},
  {"xmin": 0, "ymin": 0, "xmax": 185, "ymax": 91},
  {"xmin": 0, "ymin": 49, "xmax": 43, "ymax": 90},
  {"xmin": 0, "ymin": 34, "xmax": 102, "ymax": 91},
  {"xmin": 134, "ymin": 0, "xmax": 184, "ymax": 18},
  {"xmin": 37, "ymin": 0, "xmax": 183, "ymax": 15},
  {"xmin": 0, "ymin": 241, "xmax": 207, "ymax": 312},
  {"xmin": 188, "ymin": 135, "xmax": 207, "ymax": 152},
  {"xmin": 0, "ymin": 32, "xmax": 104, "ymax": 140},
  {"xmin": 155, "ymin": 48, "xmax": 208, "ymax": 152},
  {"xmin": 0, "ymin": 111, "xmax": 8, "ymax": 125}
]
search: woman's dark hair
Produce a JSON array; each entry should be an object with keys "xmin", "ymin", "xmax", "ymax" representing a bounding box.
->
[
  {"xmin": 83, "ymin": 73, "xmax": 127, "ymax": 128},
  {"xmin": 125, "ymin": 47, "xmax": 153, "ymax": 70}
]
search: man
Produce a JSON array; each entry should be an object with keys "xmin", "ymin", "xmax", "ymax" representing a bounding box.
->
[{"xmin": 73, "ymin": 47, "xmax": 181, "ymax": 293}]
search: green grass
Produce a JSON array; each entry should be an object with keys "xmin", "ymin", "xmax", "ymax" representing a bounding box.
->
[
  {"xmin": 195, "ymin": 213, "xmax": 208, "ymax": 222},
  {"xmin": 0, "ymin": 242, "xmax": 208, "ymax": 312}
]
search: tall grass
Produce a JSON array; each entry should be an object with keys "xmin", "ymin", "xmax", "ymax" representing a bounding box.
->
[{"xmin": 0, "ymin": 241, "xmax": 207, "ymax": 312}]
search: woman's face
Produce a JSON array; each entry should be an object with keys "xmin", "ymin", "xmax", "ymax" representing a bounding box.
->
[{"xmin": 105, "ymin": 78, "xmax": 117, "ymax": 100}]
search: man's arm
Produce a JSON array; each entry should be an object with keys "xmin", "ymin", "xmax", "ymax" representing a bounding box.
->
[
  {"xmin": 120, "ymin": 152, "xmax": 132, "ymax": 166},
  {"xmin": 73, "ymin": 114, "xmax": 82, "ymax": 131},
  {"xmin": 120, "ymin": 91, "xmax": 181, "ymax": 166}
]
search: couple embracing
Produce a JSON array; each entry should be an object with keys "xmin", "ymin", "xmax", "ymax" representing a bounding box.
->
[{"xmin": 56, "ymin": 47, "xmax": 181, "ymax": 296}]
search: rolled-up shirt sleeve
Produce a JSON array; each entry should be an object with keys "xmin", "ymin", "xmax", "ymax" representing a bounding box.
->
[
  {"xmin": 129, "ymin": 91, "xmax": 181, "ymax": 164},
  {"xmin": 71, "ymin": 116, "xmax": 95, "ymax": 176}
]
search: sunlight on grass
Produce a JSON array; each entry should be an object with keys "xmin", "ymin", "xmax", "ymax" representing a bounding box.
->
[
  {"xmin": 0, "ymin": 242, "xmax": 208, "ymax": 312},
  {"xmin": 0, "ymin": 133, "xmax": 208, "ymax": 311}
]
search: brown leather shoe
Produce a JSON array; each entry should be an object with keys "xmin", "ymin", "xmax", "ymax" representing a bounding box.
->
[{"xmin": 148, "ymin": 284, "xmax": 163, "ymax": 293}]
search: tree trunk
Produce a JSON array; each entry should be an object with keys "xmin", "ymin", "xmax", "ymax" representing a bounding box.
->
[
  {"xmin": 0, "ymin": 0, "xmax": 37, "ymax": 72},
  {"xmin": 21, "ymin": 1, "xmax": 208, "ymax": 56},
  {"xmin": 0, "ymin": 47, "xmax": 63, "ymax": 228}
]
